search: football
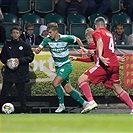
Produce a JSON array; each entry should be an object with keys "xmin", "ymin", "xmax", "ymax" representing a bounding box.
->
[
  {"xmin": 2, "ymin": 103, "xmax": 15, "ymax": 114},
  {"xmin": 6, "ymin": 58, "xmax": 19, "ymax": 70}
]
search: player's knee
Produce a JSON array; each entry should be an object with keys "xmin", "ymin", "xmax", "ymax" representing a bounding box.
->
[
  {"xmin": 52, "ymin": 81, "xmax": 59, "ymax": 87},
  {"xmin": 64, "ymin": 84, "xmax": 72, "ymax": 93}
]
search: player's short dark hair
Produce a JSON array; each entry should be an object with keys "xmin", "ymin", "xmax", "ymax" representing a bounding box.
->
[
  {"xmin": 94, "ymin": 17, "xmax": 106, "ymax": 26},
  {"xmin": 47, "ymin": 22, "xmax": 58, "ymax": 31},
  {"xmin": 10, "ymin": 26, "xmax": 21, "ymax": 33}
]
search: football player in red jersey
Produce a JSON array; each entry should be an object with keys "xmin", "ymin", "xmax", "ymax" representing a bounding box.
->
[
  {"xmin": 78, "ymin": 17, "xmax": 133, "ymax": 114},
  {"xmin": 70, "ymin": 28, "xmax": 97, "ymax": 63}
]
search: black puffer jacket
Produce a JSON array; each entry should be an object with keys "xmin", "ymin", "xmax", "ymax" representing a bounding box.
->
[{"xmin": 1, "ymin": 39, "xmax": 34, "ymax": 83}]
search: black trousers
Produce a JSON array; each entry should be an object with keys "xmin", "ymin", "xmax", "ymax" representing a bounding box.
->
[{"xmin": 0, "ymin": 81, "xmax": 26, "ymax": 113}]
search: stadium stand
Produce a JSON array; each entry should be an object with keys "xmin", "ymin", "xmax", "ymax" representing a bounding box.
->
[
  {"xmin": 3, "ymin": 13, "xmax": 19, "ymax": 40},
  {"xmin": 89, "ymin": 13, "xmax": 110, "ymax": 30},
  {"xmin": 123, "ymin": 23, "xmax": 133, "ymax": 36},
  {"xmin": 67, "ymin": 13, "xmax": 86, "ymax": 26},
  {"xmin": 110, "ymin": 0, "xmax": 121, "ymax": 14},
  {"xmin": 3, "ymin": 12, "xmax": 18, "ymax": 23},
  {"xmin": 21, "ymin": 13, "xmax": 41, "ymax": 36},
  {"xmin": 44, "ymin": 13, "xmax": 66, "ymax": 34},
  {"xmin": 67, "ymin": 13, "xmax": 87, "ymax": 41},
  {"xmin": 17, "ymin": 0, "xmax": 32, "ymax": 15},
  {"xmin": 111, "ymin": 13, "xmax": 132, "ymax": 35},
  {"xmin": 69, "ymin": 23, "xmax": 88, "ymax": 41},
  {"xmin": 34, "ymin": 0, "xmax": 54, "ymax": 15},
  {"xmin": 44, "ymin": 13, "xmax": 64, "ymax": 25}
]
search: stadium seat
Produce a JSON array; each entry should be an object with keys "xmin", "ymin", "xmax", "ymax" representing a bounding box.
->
[
  {"xmin": 44, "ymin": 13, "xmax": 64, "ymax": 25},
  {"xmin": 34, "ymin": 0, "xmax": 54, "ymax": 14},
  {"xmin": 67, "ymin": 13, "xmax": 87, "ymax": 35},
  {"xmin": 111, "ymin": 13, "xmax": 131, "ymax": 31},
  {"xmin": 3, "ymin": 13, "xmax": 18, "ymax": 23},
  {"xmin": 112, "ymin": 13, "xmax": 131, "ymax": 24},
  {"xmin": 44, "ymin": 13, "xmax": 66, "ymax": 34},
  {"xmin": 110, "ymin": 0, "xmax": 121, "ymax": 14},
  {"xmin": 17, "ymin": 0, "xmax": 32, "ymax": 14},
  {"xmin": 2, "ymin": 13, "xmax": 19, "ymax": 40},
  {"xmin": 89, "ymin": 13, "xmax": 110, "ymax": 29},
  {"xmin": 21, "ymin": 13, "xmax": 41, "ymax": 30},
  {"xmin": 69, "ymin": 23, "xmax": 88, "ymax": 41},
  {"xmin": 58, "ymin": 23, "xmax": 66, "ymax": 34},
  {"xmin": 67, "ymin": 13, "xmax": 86, "ymax": 26},
  {"xmin": 124, "ymin": 23, "xmax": 132, "ymax": 36}
]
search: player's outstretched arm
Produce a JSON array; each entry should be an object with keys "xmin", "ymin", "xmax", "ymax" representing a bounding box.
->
[
  {"xmin": 76, "ymin": 37, "xmax": 84, "ymax": 48},
  {"xmin": 35, "ymin": 47, "xmax": 42, "ymax": 54}
]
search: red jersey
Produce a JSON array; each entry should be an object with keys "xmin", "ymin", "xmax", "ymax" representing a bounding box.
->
[
  {"xmin": 92, "ymin": 28, "xmax": 119, "ymax": 66},
  {"xmin": 89, "ymin": 41, "xmax": 96, "ymax": 50}
]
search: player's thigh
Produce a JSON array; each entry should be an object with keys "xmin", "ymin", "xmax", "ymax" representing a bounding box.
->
[
  {"xmin": 56, "ymin": 63, "xmax": 72, "ymax": 80},
  {"xmin": 53, "ymin": 76, "xmax": 64, "ymax": 87},
  {"xmin": 110, "ymin": 66, "xmax": 120, "ymax": 84},
  {"xmin": 78, "ymin": 73, "xmax": 89, "ymax": 84},
  {"xmin": 85, "ymin": 66, "xmax": 107, "ymax": 84}
]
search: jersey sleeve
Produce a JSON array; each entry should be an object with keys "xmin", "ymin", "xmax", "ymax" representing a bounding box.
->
[
  {"xmin": 66, "ymin": 35, "xmax": 76, "ymax": 43},
  {"xmin": 76, "ymin": 57, "xmax": 94, "ymax": 62},
  {"xmin": 39, "ymin": 37, "xmax": 49, "ymax": 48},
  {"xmin": 92, "ymin": 30, "xmax": 101, "ymax": 41}
]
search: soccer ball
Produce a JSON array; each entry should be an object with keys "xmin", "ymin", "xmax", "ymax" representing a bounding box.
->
[
  {"xmin": 2, "ymin": 103, "xmax": 15, "ymax": 114},
  {"xmin": 6, "ymin": 58, "xmax": 19, "ymax": 70}
]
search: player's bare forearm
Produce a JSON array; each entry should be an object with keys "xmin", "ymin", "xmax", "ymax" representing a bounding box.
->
[
  {"xmin": 97, "ymin": 39, "xmax": 103, "ymax": 59},
  {"xmin": 97, "ymin": 39, "xmax": 110, "ymax": 66},
  {"xmin": 76, "ymin": 37, "xmax": 84, "ymax": 48}
]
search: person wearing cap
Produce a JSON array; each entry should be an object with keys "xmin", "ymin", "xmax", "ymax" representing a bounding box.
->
[{"xmin": 35, "ymin": 25, "xmax": 48, "ymax": 45}]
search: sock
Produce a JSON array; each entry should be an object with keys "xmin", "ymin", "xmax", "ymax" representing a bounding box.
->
[
  {"xmin": 118, "ymin": 90, "xmax": 133, "ymax": 110},
  {"xmin": 69, "ymin": 89, "xmax": 85, "ymax": 104},
  {"xmin": 79, "ymin": 82, "xmax": 94, "ymax": 102},
  {"xmin": 55, "ymin": 85, "xmax": 64, "ymax": 104}
]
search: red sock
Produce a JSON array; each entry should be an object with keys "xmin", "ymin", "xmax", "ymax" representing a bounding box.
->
[
  {"xmin": 79, "ymin": 82, "xmax": 94, "ymax": 102},
  {"xmin": 118, "ymin": 90, "xmax": 133, "ymax": 110}
]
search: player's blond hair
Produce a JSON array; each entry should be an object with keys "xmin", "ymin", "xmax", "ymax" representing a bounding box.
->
[
  {"xmin": 47, "ymin": 22, "xmax": 58, "ymax": 31},
  {"xmin": 85, "ymin": 28, "xmax": 94, "ymax": 38}
]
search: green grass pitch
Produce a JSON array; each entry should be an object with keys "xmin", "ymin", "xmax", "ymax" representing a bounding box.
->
[{"xmin": 0, "ymin": 114, "xmax": 133, "ymax": 133}]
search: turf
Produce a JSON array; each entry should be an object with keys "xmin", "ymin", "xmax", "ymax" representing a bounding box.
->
[{"xmin": 0, "ymin": 114, "xmax": 133, "ymax": 133}]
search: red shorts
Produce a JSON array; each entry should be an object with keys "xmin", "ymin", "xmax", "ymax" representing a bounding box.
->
[{"xmin": 84, "ymin": 64, "xmax": 120, "ymax": 89}]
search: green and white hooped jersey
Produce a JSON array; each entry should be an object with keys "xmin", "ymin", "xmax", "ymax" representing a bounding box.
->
[{"xmin": 39, "ymin": 34, "xmax": 76, "ymax": 67}]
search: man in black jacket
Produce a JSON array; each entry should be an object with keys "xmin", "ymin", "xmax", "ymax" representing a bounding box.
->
[{"xmin": 0, "ymin": 26, "xmax": 34, "ymax": 113}]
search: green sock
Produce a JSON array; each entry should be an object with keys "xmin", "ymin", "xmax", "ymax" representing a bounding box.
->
[
  {"xmin": 69, "ymin": 89, "xmax": 85, "ymax": 104},
  {"xmin": 55, "ymin": 85, "xmax": 64, "ymax": 104}
]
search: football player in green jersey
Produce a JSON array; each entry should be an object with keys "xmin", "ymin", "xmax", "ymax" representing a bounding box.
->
[{"xmin": 35, "ymin": 22, "xmax": 90, "ymax": 113}]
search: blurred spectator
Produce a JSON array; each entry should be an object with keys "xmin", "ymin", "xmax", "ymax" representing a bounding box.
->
[
  {"xmin": 1, "ymin": 0, "xmax": 18, "ymax": 15},
  {"xmin": 113, "ymin": 22, "xmax": 128, "ymax": 45},
  {"xmin": 85, "ymin": 0, "xmax": 112, "ymax": 20},
  {"xmin": 35, "ymin": 25, "xmax": 48, "ymax": 45},
  {"xmin": 55, "ymin": 0, "xmax": 88, "ymax": 21},
  {"xmin": 127, "ymin": 34, "xmax": 133, "ymax": 45},
  {"xmin": 0, "ymin": 21, "xmax": 6, "ymax": 43},
  {"xmin": 20, "ymin": 22, "xmax": 35, "ymax": 46},
  {"xmin": 122, "ymin": 0, "xmax": 133, "ymax": 21}
]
